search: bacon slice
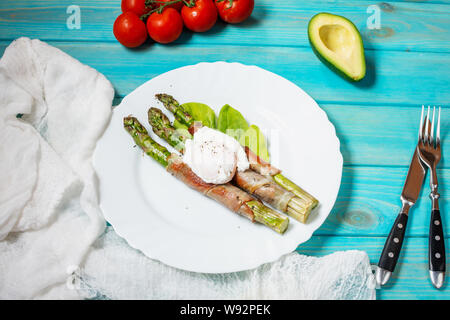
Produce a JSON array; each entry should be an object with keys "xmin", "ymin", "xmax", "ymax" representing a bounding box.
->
[
  {"xmin": 188, "ymin": 121, "xmax": 203, "ymax": 135},
  {"xmin": 233, "ymin": 169, "xmax": 295, "ymax": 212},
  {"xmin": 166, "ymin": 154, "xmax": 255, "ymax": 221},
  {"xmin": 244, "ymin": 146, "xmax": 281, "ymax": 176}
]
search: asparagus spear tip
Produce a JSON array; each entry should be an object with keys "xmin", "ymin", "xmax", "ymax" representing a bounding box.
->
[
  {"xmin": 155, "ymin": 93, "xmax": 193, "ymax": 128},
  {"xmin": 124, "ymin": 116, "xmax": 171, "ymax": 167},
  {"xmin": 148, "ymin": 107, "xmax": 187, "ymax": 153}
]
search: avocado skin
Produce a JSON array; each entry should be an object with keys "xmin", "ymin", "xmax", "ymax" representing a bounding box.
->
[{"xmin": 308, "ymin": 13, "xmax": 366, "ymax": 82}]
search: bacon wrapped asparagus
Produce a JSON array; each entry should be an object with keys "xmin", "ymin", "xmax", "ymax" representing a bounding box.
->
[
  {"xmin": 155, "ymin": 94, "xmax": 319, "ymax": 222},
  {"xmin": 124, "ymin": 116, "xmax": 289, "ymax": 234},
  {"xmin": 148, "ymin": 106, "xmax": 316, "ymax": 223}
]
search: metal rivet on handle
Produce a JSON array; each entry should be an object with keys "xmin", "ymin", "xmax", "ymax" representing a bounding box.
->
[
  {"xmin": 394, "ymin": 238, "xmax": 399, "ymax": 243},
  {"xmin": 435, "ymin": 235, "xmax": 441, "ymax": 241},
  {"xmin": 434, "ymin": 220, "xmax": 440, "ymax": 226},
  {"xmin": 388, "ymin": 252, "xmax": 394, "ymax": 258},
  {"xmin": 398, "ymin": 223, "xmax": 403, "ymax": 229},
  {"xmin": 435, "ymin": 253, "xmax": 441, "ymax": 259}
]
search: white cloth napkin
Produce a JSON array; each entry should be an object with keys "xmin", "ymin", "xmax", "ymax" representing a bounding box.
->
[
  {"xmin": 77, "ymin": 227, "xmax": 375, "ymax": 300},
  {"xmin": 0, "ymin": 38, "xmax": 376, "ymax": 300},
  {"xmin": 0, "ymin": 37, "xmax": 113, "ymax": 299}
]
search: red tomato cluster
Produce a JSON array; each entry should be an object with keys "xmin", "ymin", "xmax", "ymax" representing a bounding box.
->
[{"xmin": 114, "ymin": 0, "xmax": 254, "ymax": 47}]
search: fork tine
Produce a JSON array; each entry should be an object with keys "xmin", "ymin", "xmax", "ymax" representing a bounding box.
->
[
  {"xmin": 419, "ymin": 105, "xmax": 424, "ymax": 140},
  {"xmin": 437, "ymin": 106, "xmax": 441, "ymax": 146},
  {"xmin": 431, "ymin": 106, "xmax": 436, "ymax": 145},
  {"xmin": 425, "ymin": 106, "xmax": 430, "ymax": 144}
]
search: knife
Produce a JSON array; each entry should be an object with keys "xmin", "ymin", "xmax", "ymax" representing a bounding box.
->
[{"xmin": 376, "ymin": 148, "xmax": 426, "ymax": 286}]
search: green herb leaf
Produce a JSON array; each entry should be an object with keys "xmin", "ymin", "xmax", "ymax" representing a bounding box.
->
[
  {"xmin": 217, "ymin": 104, "xmax": 249, "ymax": 141},
  {"xmin": 179, "ymin": 102, "xmax": 216, "ymax": 129}
]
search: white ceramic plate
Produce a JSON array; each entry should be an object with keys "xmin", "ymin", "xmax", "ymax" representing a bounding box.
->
[{"xmin": 94, "ymin": 62, "xmax": 342, "ymax": 273}]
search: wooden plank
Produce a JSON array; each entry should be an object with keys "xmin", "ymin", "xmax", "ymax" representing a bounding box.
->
[
  {"xmin": 1, "ymin": 41, "xmax": 447, "ymax": 107},
  {"xmin": 296, "ymin": 235, "xmax": 450, "ymax": 299},
  {"xmin": 317, "ymin": 166, "xmax": 450, "ymax": 237},
  {"xmin": 3, "ymin": 0, "xmax": 449, "ymax": 5},
  {"xmin": 322, "ymin": 104, "xmax": 450, "ymax": 168},
  {"xmin": 0, "ymin": 1, "xmax": 449, "ymax": 52}
]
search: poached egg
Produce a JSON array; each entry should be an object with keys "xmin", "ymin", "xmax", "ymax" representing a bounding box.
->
[{"xmin": 183, "ymin": 126, "xmax": 249, "ymax": 184}]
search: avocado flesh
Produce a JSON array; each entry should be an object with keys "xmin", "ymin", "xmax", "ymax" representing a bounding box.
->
[{"xmin": 308, "ymin": 13, "xmax": 366, "ymax": 81}]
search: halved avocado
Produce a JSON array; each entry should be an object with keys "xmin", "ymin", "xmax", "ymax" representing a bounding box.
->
[{"xmin": 308, "ymin": 13, "xmax": 366, "ymax": 81}]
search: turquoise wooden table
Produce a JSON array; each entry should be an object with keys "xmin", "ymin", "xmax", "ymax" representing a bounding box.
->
[{"xmin": 1, "ymin": 0, "xmax": 449, "ymax": 299}]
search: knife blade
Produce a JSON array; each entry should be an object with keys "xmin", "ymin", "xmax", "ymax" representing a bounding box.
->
[
  {"xmin": 401, "ymin": 149, "xmax": 427, "ymax": 207},
  {"xmin": 376, "ymin": 148, "xmax": 426, "ymax": 286}
]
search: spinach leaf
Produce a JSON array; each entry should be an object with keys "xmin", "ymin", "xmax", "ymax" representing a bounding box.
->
[
  {"xmin": 217, "ymin": 104, "xmax": 249, "ymax": 141},
  {"xmin": 179, "ymin": 102, "xmax": 216, "ymax": 129}
]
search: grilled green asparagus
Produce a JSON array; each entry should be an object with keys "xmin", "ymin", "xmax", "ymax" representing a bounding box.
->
[
  {"xmin": 148, "ymin": 107, "xmax": 316, "ymax": 223},
  {"xmin": 124, "ymin": 116, "xmax": 289, "ymax": 234},
  {"xmin": 154, "ymin": 94, "xmax": 319, "ymax": 222}
]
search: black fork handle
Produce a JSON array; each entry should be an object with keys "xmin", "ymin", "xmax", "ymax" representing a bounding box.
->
[{"xmin": 429, "ymin": 209, "xmax": 446, "ymax": 272}]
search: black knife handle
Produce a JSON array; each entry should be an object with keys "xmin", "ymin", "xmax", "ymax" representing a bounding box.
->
[
  {"xmin": 378, "ymin": 213, "xmax": 408, "ymax": 272},
  {"xmin": 429, "ymin": 209, "xmax": 446, "ymax": 272}
]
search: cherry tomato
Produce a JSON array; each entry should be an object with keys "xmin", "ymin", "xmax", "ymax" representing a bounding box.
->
[
  {"xmin": 155, "ymin": 0, "xmax": 183, "ymax": 11},
  {"xmin": 147, "ymin": 8, "xmax": 183, "ymax": 44},
  {"xmin": 113, "ymin": 12, "xmax": 148, "ymax": 48},
  {"xmin": 121, "ymin": 0, "xmax": 151, "ymax": 17},
  {"xmin": 181, "ymin": 0, "xmax": 218, "ymax": 33},
  {"xmin": 215, "ymin": 0, "xmax": 254, "ymax": 24}
]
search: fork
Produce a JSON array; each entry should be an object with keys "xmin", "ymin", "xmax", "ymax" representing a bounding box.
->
[{"xmin": 417, "ymin": 105, "xmax": 446, "ymax": 289}]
